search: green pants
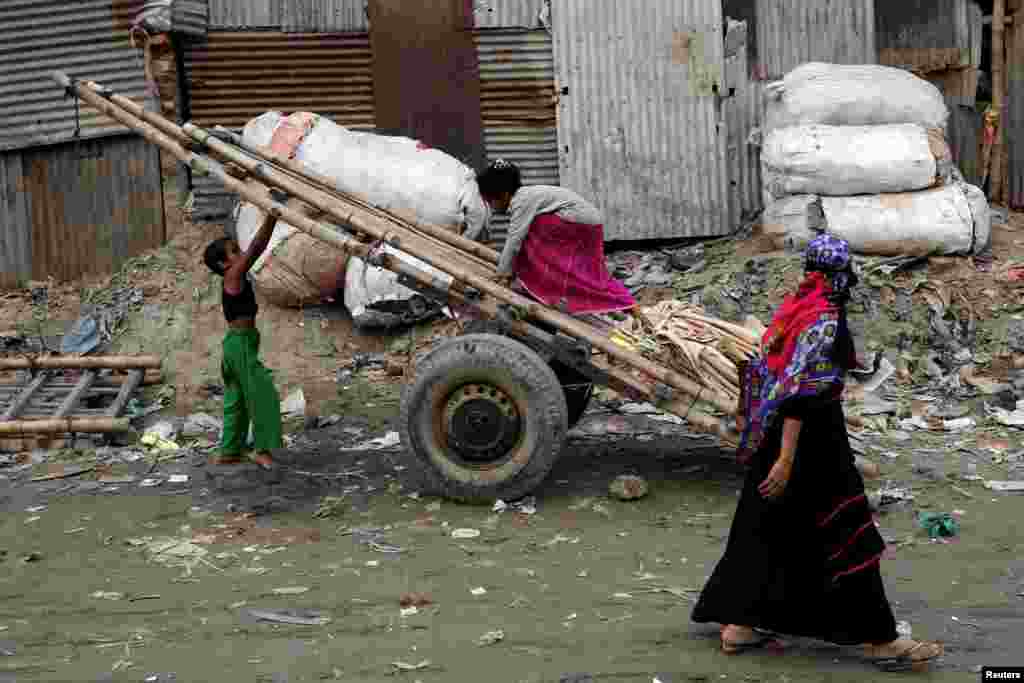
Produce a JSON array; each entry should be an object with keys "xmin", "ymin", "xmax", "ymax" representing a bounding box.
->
[{"xmin": 220, "ymin": 328, "xmax": 283, "ymax": 456}]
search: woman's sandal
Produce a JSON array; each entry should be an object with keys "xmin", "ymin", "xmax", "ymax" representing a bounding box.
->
[
  {"xmin": 867, "ymin": 641, "xmax": 944, "ymax": 672},
  {"xmin": 721, "ymin": 633, "xmax": 776, "ymax": 655}
]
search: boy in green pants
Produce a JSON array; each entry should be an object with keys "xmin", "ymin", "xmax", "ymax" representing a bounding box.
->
[{"xmin": 202, "ymin": 209, "xmax": 282, "ymax": 469}]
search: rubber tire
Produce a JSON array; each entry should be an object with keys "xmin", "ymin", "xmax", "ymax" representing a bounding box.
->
[
  {"xmin": 461, "ymin": 319, "xmax": 593, "ymax": 428},
  {"xmin": 399, "ymin": 333, "xmax": 568, "ymax": 504}
]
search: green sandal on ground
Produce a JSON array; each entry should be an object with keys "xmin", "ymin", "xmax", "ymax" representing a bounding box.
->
[{"xmin": 867, "ymin": 641, "xmax": 943, "ymax": 672}]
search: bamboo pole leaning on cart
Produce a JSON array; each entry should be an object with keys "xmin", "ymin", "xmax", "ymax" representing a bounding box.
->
[
  {"xmin": 51, "ymin": 72, "xmax": 738, "ymax": 422},
  {"xmin": 0, "ymin": 355, "xmax": 162, "ymax": 370}
]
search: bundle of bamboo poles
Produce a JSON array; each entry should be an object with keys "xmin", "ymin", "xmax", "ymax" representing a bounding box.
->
[{"xmin": 614, "ymin": 303, "xmax": 763, "ymax": 404}]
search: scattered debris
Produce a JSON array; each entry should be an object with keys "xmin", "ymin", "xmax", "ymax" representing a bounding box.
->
[
  {"xmin": 477, "ymin": 629, "xmax": 505, "ymax": 646},
  {"xmin": 399, "ymin": 593, "xmax": 433, "ymax": 608},
  {"xmin": 247, "ymin": 608, "xmax": 330, "ymax": 626},
  {"xmin": 340, "ymin": 431, "xmax": 401, "ymax": 451},
  {"xmin": 609, "ymin": 475, "xmax": 649, "ymax": 501},
  {"xmin": 281, "ymin": 388, "xmax": 306, "ymax": 419},
  {"xmin": 918, "ymin": 512, "xmax": 959, "ymax": 539},
  {"xmin": 493, "ymin": 496, "xmax": 537, "ymax": 515},
  {"xmin": 314, "ymin": 496, "xmax": 347, "ymax": 519},
  {"xmin": 451, "ymin": 528, "xmax": 481, "ymax": 540},
  {"xmin": 30, "ymin": 464, "xmax": 94, "ymax": 482},
  {"xmin": 271, "ymin": 586, "xmax": 310, "ymax": 596},
  {"xmin": 983, "ymin": 481, "xmax": 1024, "ymax": 493},
  {"xmin": 182, "ymin": 413, "xmax": 222, "ymax": 437},
  {"xmin": 470, "ymin": 587, "xmax": 487, "ymax": 596},
  {"xmin": 392, "ymin": 660, "xmax": 431, "ymax": 672}
]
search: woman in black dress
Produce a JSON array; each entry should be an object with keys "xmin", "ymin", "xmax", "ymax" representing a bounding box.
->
[{"xmin": 691, "ymin": 234, "xmax": 943, "ymax": 672}]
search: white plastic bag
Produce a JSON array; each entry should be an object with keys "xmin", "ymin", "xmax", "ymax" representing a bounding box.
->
[
  {"xmin": 764, "ymin": 62, "xmax": 949, "ymax": 132},
  {"xmin": 762, "ymin": 124, "xmax": 946, "ymax": 198},
  {"xmin": 760, "ymin": 195, "xmax": 824, "ymax": 251},
  {"xmin": 821, "ymin": 183, "xmax": 990, "ymax": 256}
]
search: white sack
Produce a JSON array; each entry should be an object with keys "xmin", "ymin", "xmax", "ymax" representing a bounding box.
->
[
  {"xmin": 762, "ymin": 124, "xmax": 947, "ymax": 198},
  {"xmin": 764, "ymin": 62, "xmax": 949, "ymax": 133},
  {"xmin": 821, "ymin": 183, "xmax": 990, "ymax": 257},
  {"xmin": 344, "ymin": 245, "xmax": 453, "ymax": 328}
]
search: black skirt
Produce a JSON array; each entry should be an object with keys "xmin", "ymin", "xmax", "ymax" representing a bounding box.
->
[{"xmin": 691, "ymin": 398, "xmax": 899, "ymax": 646}]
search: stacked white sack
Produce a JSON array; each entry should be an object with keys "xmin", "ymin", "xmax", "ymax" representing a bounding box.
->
[{"xmin": 759, "ymin": 63, "xmax": 990, "ymax": 256}]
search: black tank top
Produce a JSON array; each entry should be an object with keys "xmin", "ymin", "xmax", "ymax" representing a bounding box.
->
[{"xmin": 222, "ymin": 277, "xmax": 258, "ymax": 322}]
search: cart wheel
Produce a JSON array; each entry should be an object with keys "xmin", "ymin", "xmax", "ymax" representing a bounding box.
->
[
  {"xmin": 461, "ymin": 319, "xmax": 593, "ymax": 428},
  {"xmin": 399, "ymin": 333, "xmax": 568, "ymax": 503}
]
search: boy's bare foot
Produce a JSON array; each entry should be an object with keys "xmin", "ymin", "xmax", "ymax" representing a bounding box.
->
[{"xmin": 250, "ymin": 451, "xmax": 276, "ymax": 470}]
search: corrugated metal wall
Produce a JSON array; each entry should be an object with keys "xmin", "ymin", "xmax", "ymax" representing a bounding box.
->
[
  {"xmin": 876, "ymin": 0, "xmax": 976, "ymax": 73},
  {"xmin": 473, "ymin": 0, "xmax": 547, "ymax": 29},
  {"xmin": 722, "ymin": 19, "xmax": 763, "ymax": 223},
  {"xmin": 756, "ymin": 0, "xmax": 877, "ymax": 80},
  {"xmin": 0, "ymin": 0, "xmax": 149, "ymax": 152},
  {"xmin": 208, "ymin": 0, "xmax": 279, "ymax": 28},
  {"xmin": 172, "ymin": 0, "xmax": 210, "ymax": 36},
  {"xmin": 283, "ymin": 0, "xmax": 369, "ymax": 32},
  {"xmin": 475, "ymin": 28, "xmax": 558, "ymax": 246},
  {"xmin": 2, "ymin": 135, "xmax": 165, "ymax": 285},
  {"xmin": 183, "ymin": 31, "xmax": 375, "ymax": 218},
  {"xmin": 1009, "ymin": 16, "xmax": 1024, "ymax": 209},
  {"xmin": 554, "ymin": 0, "xmax": 731, "ymax": 241}
]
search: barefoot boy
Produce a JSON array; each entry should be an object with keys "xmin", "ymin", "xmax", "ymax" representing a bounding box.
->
[{"xmin": 202, "ymin": 209, "xmax": 282, "ymax": 469}]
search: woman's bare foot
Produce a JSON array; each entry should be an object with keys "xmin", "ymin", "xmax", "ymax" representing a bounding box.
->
[
  {"xmin": 720, "ymin": 624, "xmax": 774, "ymax": 654},
  {"xmin": 865, "ymin": 639, "xmax": 943, "ymax": 671}
]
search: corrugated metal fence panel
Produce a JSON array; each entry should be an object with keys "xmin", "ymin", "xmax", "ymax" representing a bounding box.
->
[
  {"xmin": 183, "ymin": 31, "xmax": 375, "ymax": 218},
  {"xmin": 756, "ymin": 0, "xmax": 877, "ymax": 80},
  {"xmin": 0, "ymin": 152, "xmax": 32, "ymax": 288},
  {"xmin": 1009, "ymin": 21, "xmax": 1024, "ymax": 210},
  {"xmin": 555, "ymin": 0, "xmax": 730, "ymax": 241},
  {"xmin": 876, "ymin": 0, "xmax": 973, "ymax": 72},
  {"xmin": 946, "ymin": 104, "xmax": 983, "ymax": 185},
  {"xmin": 23, "ymin": 136, "xmax": 164, "ymax": 282},
  {"xmin": 473, "ymin": 0, "xmax": 547, "ymax": 29},
  {"xmin": 475, "ymin": 28, "xmax": 558, "ymax": 247},
  {"xmin": 0, "ymin": 0, "xmax": 149, "ymax": 152},
  {"xmin": 723, "ymin": 20, "xmax": 763, "ymax": 223},
  {"xmin": 282, "ymin": 0, "xmax": 369, "ymax": 32},
  {"xmin": 208, "ymin": 0, "xmax": 279, "ymax": 28},
  {"xmin": 174, "ymin": 0, "xmax": 210, "ymax": 36}
]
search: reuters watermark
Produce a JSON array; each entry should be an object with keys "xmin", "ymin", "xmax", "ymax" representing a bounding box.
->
[{"xmin": 982, "ymin": 668, "xmax": 1024, "ymax": 681}]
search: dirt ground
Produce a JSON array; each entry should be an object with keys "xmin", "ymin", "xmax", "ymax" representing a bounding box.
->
[{"xmin": 2, "ymin": 215, "xmax": 1024, "ymax": 681}]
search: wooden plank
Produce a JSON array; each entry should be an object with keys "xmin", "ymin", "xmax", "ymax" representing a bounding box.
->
[
  {"xmin": 106, "ymin": 369, "xmax": 143, "ymax": 417},
  {"xmin": 0, "ymin": 355, "xmax": 162, "ymax": 370},
  {"xmin": 0, "ymin": 418, "xmax": 130, "ymax": 435},
  {"xmin": 54, "ymin": 371, "xmax": 97, "ymax": 419},
  {"xmin": 0, "ymin": 151, "xmax": 33, "ymax": 289},
  {"xmin": 0, "ymin": 372, "xmax": 49, "ymax": 421}
]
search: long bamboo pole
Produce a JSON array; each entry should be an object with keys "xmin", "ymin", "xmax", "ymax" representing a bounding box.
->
[
  {"xmin": 51, "ymin": 72, "xmax": 737, "ymax": 420},
  {"xmin": 0, "ymin": 418, "xmax": 131, "ymax": 435},
  {"xmin": 0, "ymin": 355, "xmax": 162, "ymax": 370}
]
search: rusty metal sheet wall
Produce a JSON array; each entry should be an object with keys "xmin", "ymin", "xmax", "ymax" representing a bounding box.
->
[
  {"xmin": 282, "ymin": 0, "xmax": 369, "ymax": 32},
  {"xmin": 555, "ymin": 0, "xmax": 730, "ymax": 241},
  {"xmin": 756, "ymin": 0, "xmax": 877, "ymax": 80},
  {"xmin": 183, "ymin": 31, "xmax": 375, "ymax": 218},
  {"xmin": 208, "ymin": 0, "xmax": 279, "ymax": 28},
  {"xmin": 946, "ymin": 104, "xmax": 984, "ymax": 185},
  {"xmin": 1, "ymin": 136, "xmax": 164, "ymax": 284},
  {"xmin": 1010, "ymin": 20, "xmax": 1024, "ymax": 209},
  {"xmin": 472, "ymin": 0, "xmax": 547, "ymax": 29},
  {"xmin": 0, "ymin": 152, "xmax": 32, "ymax": 288},
  {"xmin": 0, "ymin": 0, "xmax": 149, "ymax": 152},
  {"xmin": 876, "ymin": 0, "xmax": 975, "ymax": 72},
  {"xmin": 475, "ymin": 29, "xmax": 558, "ymax": 247},
  {"xmin": 722, "ymin": 19, "xmax": 763, "ymax": 223}
]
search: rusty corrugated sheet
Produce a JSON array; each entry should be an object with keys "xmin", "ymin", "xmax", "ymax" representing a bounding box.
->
[
  {"xmin": 173, "ymin": 0, "xmax": 210, "ymax": 36},
  {"xmin": 876, "ymin": 0, "xmax": 977, "ymax": 73},
  {"xmin": 208, "ymin": 0, "xmax": 279, "ymax": 28},
  {"xmin": 0, "ymin": 0, "xmax": 149, "ymax": 152},
  {"xmin": 722, "ymin": 19, "xmax": 763, "ymax": 223},
  {"xmin": 1009, "ymin": 20, "xmax": 1024, "ymax": 210},
  {"xmin": 183, "ymin": 31, "xmax": 375, "ymax": 218},
  {"xmin": 282, "ymin": 0, "xmax": 369, "ymax": 32},
  {"xmin": 756, "ymin": 0, "xmax": 876, "ymax": 80},
  {"xmin": 475, "ymin": 28, "xmax": 558, "ymax": 247},
  {"xmin": 0, "ymin": 152, "xmax": 32, "ymax": 288},
  {"xmin": 947, "ymin": 104, "xmax": 983, "ymax": 185},
  {"xmin": 555, "ymin": 0, "xmax": 730, "ymax": 241},
  {"xmin": 472, "ymin": 0, "xmax": 547, "ymax": 29},
  {"xmin": 1, "ymin": 136, "xmax": 164, "ymax": 284}
]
